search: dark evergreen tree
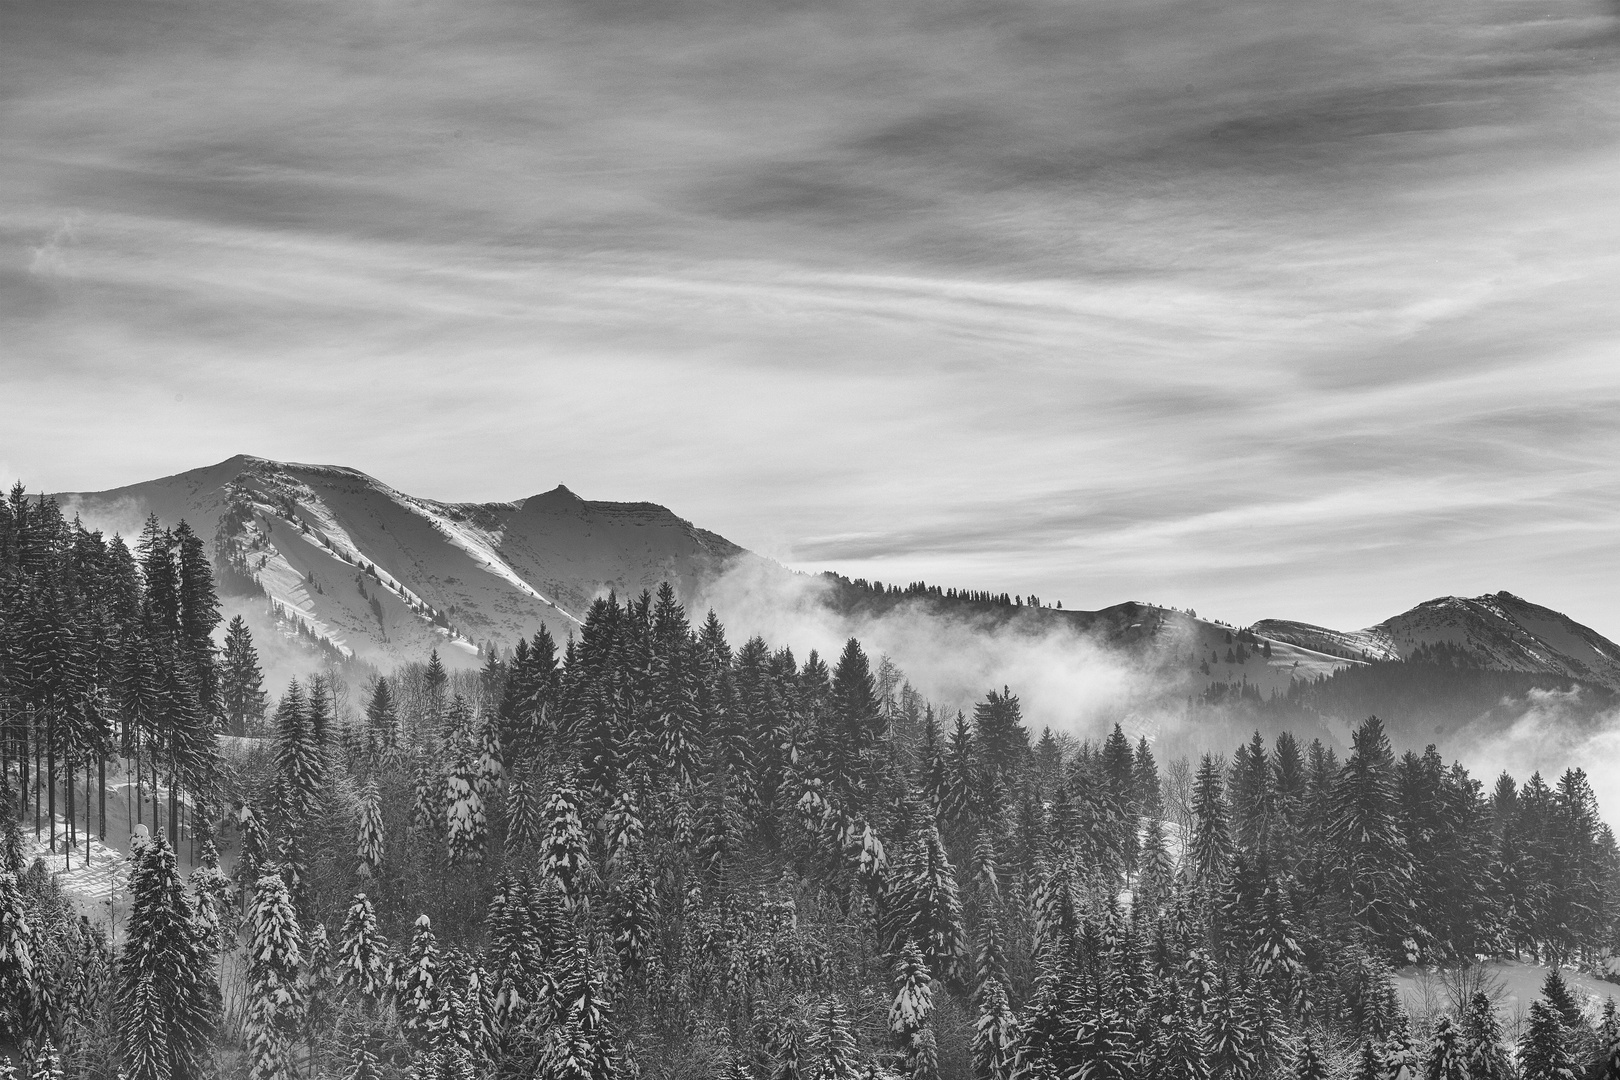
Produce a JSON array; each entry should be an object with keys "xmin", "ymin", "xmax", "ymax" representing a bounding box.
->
[
  {"xmin": 219, "ymin": 616, "xmax": 266, "ymax": 737},
  {"xmin": 1192, "ymin": 754, "xmax": 1234, "ymax": 886},
  {"xmin": 973, "ymin": 687, "xmax": 1027, "ymax": 783},
  {"xmin": 117, "ymin": 835, "xmax": 218, "ymax": 1080},
  {"xmin": 1462, "ymin": 991, "xmax": 1513, "ymax": 1080},
  {"xmin": 1424, "ymin": 1016, "xmax": 1466, "ymax": 1080},
  {"xmin": 1521, "ymin": 1000, "xmax": 1578, "ymax": 1080},
  {"xmin": 1331, "ymin": 717, "xmax": 1411, "ymax": 953}
]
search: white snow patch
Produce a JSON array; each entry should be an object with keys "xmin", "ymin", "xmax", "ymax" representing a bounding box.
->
[{"xmin": 21, "ymin": 819, "xmax": 130, "ymax": 926}]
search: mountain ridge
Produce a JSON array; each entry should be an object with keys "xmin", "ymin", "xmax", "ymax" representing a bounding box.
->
[
  {"xmin": 55, "ymin": 455, "xmax": 768, "ymax": 669},
  {"xmin": 1253, "ymin": 589, "xmax": 1620, "ymax": 692},
  {"xmin": 50, "ymin": 455, "xmax": 1620, "ymax": 705}
]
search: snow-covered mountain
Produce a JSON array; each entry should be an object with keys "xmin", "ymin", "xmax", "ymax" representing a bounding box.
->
[
  {"xmin": 53, "ymin": 457, "xmax": 1620, "ymax": 714},
  {"xmin": 1253, "ymin": 591, "xmax": 1620, "ymax": 693},
  {"xmin": 56, "ymin": 455, "xmax": 772, "ymax": 668}
]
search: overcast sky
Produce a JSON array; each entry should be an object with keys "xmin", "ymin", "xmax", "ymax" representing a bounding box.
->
[{"xmin": 3, "ymin": 0, "xmax": 1620, "ymax": 637}]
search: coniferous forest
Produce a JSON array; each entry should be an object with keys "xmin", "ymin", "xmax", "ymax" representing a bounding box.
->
[{"xmin": 6, "ymin": 485, "xmax": 1620, "ymax": 1080}]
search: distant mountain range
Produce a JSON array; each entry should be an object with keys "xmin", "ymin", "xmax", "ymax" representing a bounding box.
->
[
  {"xmin": 53, "ymin": 456, "xmax": 1620, "ymax": 742},
  {"xmin": 1254, "ymin": 592, "xmax": 1620, "ymax": 690}
]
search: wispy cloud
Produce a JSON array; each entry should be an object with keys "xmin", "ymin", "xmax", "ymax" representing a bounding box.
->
[{"xmin": 3, "ymin": 0, "xmax": 1620, "ymax": 638}]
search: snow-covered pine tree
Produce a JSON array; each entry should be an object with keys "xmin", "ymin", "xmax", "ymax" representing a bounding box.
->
[
  {"xmin": 1331, "ymin": 717, "xmax": 1411, "ymax": 953},
  {"xmin": 606, "ymin": 852, "xmax": 656, "ymax": 976},
  {"xmin": 1137, "ymin": 816, "xmax": 1174, "ymax": 914},
  {"xmin": 445, "ymin": 745, "xmax": 487, "ymax": 867},
  {"xmin": 273, "ymin": 679, "xmax": 322, "ymax": 825},
  {"xmin": 1520, "ymin": 1000, "xmax": 1579, "ymax": 1080},
  {"xmin": 356, "ymin": 777, "xmax": 385, "ymax": 879},
  {"xmin": 0, "ymin": 870, "xmax": 36, "ymax": 1046},
  {"xmin": 1147, "ymin": 982, "xmax": 1211, "ymax": 1080},
  {"xmin": 244, "ymin": 869, "xmax": 305, "ymax": 1080},
  {"xmin": 121, "ymin": 975, "xmax": 169, "ymax": 1080},
  {"xmin": 1293, "ymin": 1033, "xmax": 1327, "ymax": 1080},
  {"xmin": 1462, "ymin": 991, "xmax": 1514, "ymax": 1080},
  {"xmin": 1382, "ymin": 1016, "xmax": 1420, "ymax": 1080},
  {"xmin": 117, "ymin": 834, "xmax": 218, "ymax": 1080},
  {"xmin": 345, "ymin": 1045, "xmax": 383, "ymax": 1080},
  {"xmin": 364, "ymin": 676, "xmax": 400, "ymax": 758},
  {"xmin": 807, "ymin": 997, "xmax": 859, "ymax": 1080},
  {"xmin": 973, "ymin": 912, "xmax": 1009, "ymax": 1011},
  {"xmin": 399, "ymin": 915, "xmax": 448, "ymax": 1054},
  {"xmin": 941, "ymin": 712, "xmax": 977, "ymax": 841},
  {"xmin": 191, "ymin": 846, "xmax": 235, "ymax": 956},
  {"xmin": 1249, "ymin": 880, "xmax": 1306, "ymax": 1004},
  {"xmin": 27, "ymin": 1039, "xmax": 63, "ymax": 1080},
  {"xmin": 1541, "ymin": 968, "xmax": 1585, "ymax": 1028},
  {"xmin": 220, "ymin": 616, "xmax": 267, "ymax": 737},
  {"xmin": 304, "ymin": 920, "xmax": 334, "ymax": 1044},
  {"xmin": 1423, "ymin": 1016, "xmax": 1466, "ymax": 1080},
  {"xmin": 337, "ymin": 893, "xmax": 389, "ymax": 1004},
  {"xmin": 541, "ymin": 786, "xmax": 592, "ymax": 910},
  {"xmin": 230, "ymin": 801, "xmax": 272, "ymax": 919},
  {"xmin": 412, "ymin": 753, "xmax": 439, "ymax": 843},
  {"xmin": 916, "ymin": 707, "xmax": 948, "ymax": 819},
  {"xmin": 474, "ymin": 715, "xmax": 503, "ymax": 802},
  {"xmin": 505, "ymin": 772, "xmax": 540, "ymax": 856},
  {"xmin": 971, "ymin": 980, "xmax": 1021, "ymax": 1080},
  {"xmin": 424, "ymin": 649, "xmax": 448, "ymax": 723},
  {"xmin": 1191, "ymin": 754, "xmax": 1234, "ymax": 887},
  {"xmin": 1206, "ymin": 972, "xmax": 1257, "ymax": 1080},
  {"xmin": 1352, "ymin": 1040, "xmax": 1385, "ymax": 1080},
  {"xmin": 890, "ymin": 939, "xmax": 934, "ymax": 1041},
  {"xmin": 545, "ymin": 946, "xmax": 619, "ymax": 1080},
  {"xmin": 894, "ymin": 826, "xmax": 969, "ymax": 989},
  {"xmin": 1596, "ymin": 998, "xmax": 1620, "ymax": 1080},
  {"xmin": 974, "ymin": 687, "xmax": 1028, "ymax": 784},
  {"xmin": 443, "ymin": 694, "xmax": 474, "ymax": 751}
]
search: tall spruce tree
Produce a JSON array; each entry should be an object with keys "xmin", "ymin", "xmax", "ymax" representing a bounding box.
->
[
  {"xmin": 244, "ymin": 870, "xmax": 305, "ymax": 1080},
  {"xmin": 1521, "ymin": 1000, "xmax": 1578, "ymax": 1080},
  {"xmin": 219, "ymin": 616, "xmax": 267, "ymax": 737},
  {"xmin": 117, "ymin": 835, "xmax": 218, "ymax": 1080},
  {"xmin": 1191, "ymin": 754, "xmax": 1234, "ymax": 886}
]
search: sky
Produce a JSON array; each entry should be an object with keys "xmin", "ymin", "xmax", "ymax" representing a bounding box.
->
[{"xmin": 3, "ymin": 0, "xmax": 1620, "ymax": 639}]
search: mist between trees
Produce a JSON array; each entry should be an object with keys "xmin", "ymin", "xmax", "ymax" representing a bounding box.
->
[{"xmin": 3, "ymin": 483, "xmax": 1620, "ymax": 1080}]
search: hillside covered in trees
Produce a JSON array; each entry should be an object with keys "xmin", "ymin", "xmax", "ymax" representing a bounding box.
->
[{"xmin": 4, "ymin": 483, "xmax": 1620, "ymax": 1080}]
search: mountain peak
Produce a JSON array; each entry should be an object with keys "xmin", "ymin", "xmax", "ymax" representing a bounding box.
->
[
  {"xmin": 525, "ymin": 484, "xmax": 583, "ymax": 506},
  {"xmin": 53, "ymin": 460, "xmax": 764, "ymax": 669}
]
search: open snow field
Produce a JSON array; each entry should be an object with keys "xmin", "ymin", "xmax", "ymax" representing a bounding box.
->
[{"xmin": 1395, "ymin": 960, "xmax": 1620, "ymax": 1036}]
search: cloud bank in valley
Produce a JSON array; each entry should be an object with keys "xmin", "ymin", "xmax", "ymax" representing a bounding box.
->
[
  {"xmin": 1457, "ymin": 686, "xmax": 1620, "ymax": 816},
  {"xmin": 700, "ymin": 558, "xmax": 1205, "ymax": 746}
]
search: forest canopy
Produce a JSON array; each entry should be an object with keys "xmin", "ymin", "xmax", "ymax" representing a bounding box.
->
[{"xmin": 2, "ymin": 484, "xmax": 1620, "ymax": 1080}]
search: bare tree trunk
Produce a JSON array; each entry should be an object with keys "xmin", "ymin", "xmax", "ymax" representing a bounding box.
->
[
  {"xmin": 64, "ymin": 759, "xmax": 73, "ymax": 870},
  {"xmin": 45, "ymin": 712, "xmax": 55, "ymax": 852},
  {"xmin": 168, "ymin": 747, "xmax": 179, "ymax": 851},
  {"xmin": 33, "ymin": 716, "xmax": 41, "ymax": 841}
]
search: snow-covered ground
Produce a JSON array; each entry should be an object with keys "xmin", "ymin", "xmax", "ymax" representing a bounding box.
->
[
  {"xmin": 20, "ymin": 819, "xmax": 129, "ymax": 935},
  {"xmin": 1395, "ymin": 960, "xmax": 1620, "ymax": 1035}
]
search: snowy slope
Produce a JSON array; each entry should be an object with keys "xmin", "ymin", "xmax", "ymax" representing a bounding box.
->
[
  {"xmin": 1256, "ymin": 592, "xmax": 1620, "ymax": 692},
  {"xmin": 1149, "ymin": 608, "xmax": 1366, "ymax": 697},
  {"xmin": 56, "ymin": 456, "xmax": 774, "ymax": 669},
  {"xmin": 1247, "ymin": 619, "xmax": 1403, "ymax": 663}
]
